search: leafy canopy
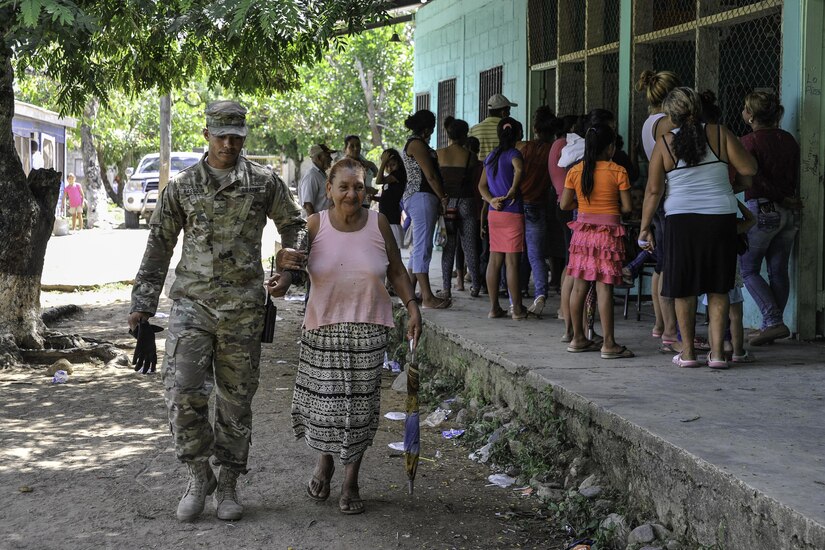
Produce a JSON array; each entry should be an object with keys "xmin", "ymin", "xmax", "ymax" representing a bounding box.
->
[
  {"xmin": 1, "ymin": 0, "xmax": 390, "ymax": 116},
  {"xmin": 242, "ymin": 23, "xmax": 414, "ymax": 163}
]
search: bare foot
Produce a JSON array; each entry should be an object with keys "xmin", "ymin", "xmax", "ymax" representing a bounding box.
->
[{"xmin": 422, "ymin": 297, "xmax": 451, "ymax": 309}]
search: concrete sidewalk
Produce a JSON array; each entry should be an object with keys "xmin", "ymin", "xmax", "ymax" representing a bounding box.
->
[{"xmin": 415, "ymin": 259, "xmax": 825, "ymax": 548}]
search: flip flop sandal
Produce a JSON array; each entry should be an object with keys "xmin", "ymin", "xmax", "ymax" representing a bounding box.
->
[
  {"xmin": 511, "ymin": 311, "xmax": 528, "ymax": 321},
  {"xmin": 566, "ymin": 341, "xmax": 600, "ymax": 353},
  {"xmin": 658, "ymin": 342, "xmax": 677, "ymax": 354},
  {"xmin": 706, "ymin": 352, "xmax": 730, "ymax": 370},
  {"xmin": 652, "ymin": 330, "xmax": 663, "ymax": 338},
  {"xmin": 694, "ymin": 337, "xmax": 711, "ymax": 351},
  {"xmin": 731, "ymin": 350, "xmax": 756, "ymax": 364},
  {"xmin": 601, "ymin": 346, "xmax": 635, "ymax": 359},
  {"xmin": 339, "ymin": 495, "xmax": 365, "ymax": 515},
  {"xmin": 672, "ymin": 352, "xmax": 701, "ymax": 368},
  {"xmin": 306, "ymin": 467, "xmax": 334, "ymax": 502},
  {"xmin": 488, "ymin": 308, "xmax": 507, "ymax": 319}
]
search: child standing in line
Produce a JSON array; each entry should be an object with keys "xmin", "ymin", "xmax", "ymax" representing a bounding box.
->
[
  {"xmin": 62, "ymin": 173, "xmax": 85, "ymax": 231},
  {"xmin": 703, "ymin": 201, "xmax": 757, "ymax": 365},
  {"xmin": 560, "ymin": 124, "xmax": 634, "ymax": 359}
]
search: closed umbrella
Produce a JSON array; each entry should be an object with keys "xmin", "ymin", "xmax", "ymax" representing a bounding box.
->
[
  {"xmin": 585, "ymin": 281, "xmax": 597, "ymax": 341},
  {"xmin": 403, "ymin": 340, "xmax": 420, "ymax": 495}
]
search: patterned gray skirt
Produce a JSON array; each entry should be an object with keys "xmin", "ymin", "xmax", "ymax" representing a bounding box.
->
[{"xmin": 291, "ymin": 322, "xmax": 389, "ymax": 464}]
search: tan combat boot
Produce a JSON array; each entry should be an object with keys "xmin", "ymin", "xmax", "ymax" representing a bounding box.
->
[
  {"xmin": 176, "ymin": 461, "xmax": 217, "ymax": 522},
  {"xmin": 215, "ymin": 467, "xmax": 243, "ymax": 521}
]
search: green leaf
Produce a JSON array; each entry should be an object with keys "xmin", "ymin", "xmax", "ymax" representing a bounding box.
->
[{"xmin": 20, "ymin": 0, "xmax": 44, "ymax": 26}]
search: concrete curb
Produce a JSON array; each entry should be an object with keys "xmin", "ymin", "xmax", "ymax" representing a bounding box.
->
[{"xmin": 419, "ymin": 318, "xmax": 825, "ymax": 549}]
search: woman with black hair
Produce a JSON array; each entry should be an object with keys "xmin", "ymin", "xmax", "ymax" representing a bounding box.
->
[
  {"xmin": 400, "ymin": 110, "xmax": 451, "ymax": 309},
  {"xmin": 739, "ymin": 91, "xmax": 800, "ymax": 346},
  {"xmin": 639, "ymin": 87, "xmax": 757, "ymax": 368},
  {"xmin": 560, "ymin": 124, "xmax": 634, "ymax": 358},
  {"xmin": 479, "ymin": 117, "xmax": 527, "ymax": 320},
  {"xmin": 436, "ymin": 116, "xmax": 482, "ymax": 298},
  {"xmin": 515, "ymin": 106, "xmax": 556, "ymax": 316}
]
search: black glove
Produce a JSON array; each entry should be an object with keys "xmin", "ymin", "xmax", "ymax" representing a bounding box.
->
[{"xmin": 130, "ymin": 319, "xmax": 163, "ymax": 374}]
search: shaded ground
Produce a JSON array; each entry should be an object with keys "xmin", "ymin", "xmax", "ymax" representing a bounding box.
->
[{"xmin": 0, "ymin": 287, "xmax": 562, "ymax": 550}]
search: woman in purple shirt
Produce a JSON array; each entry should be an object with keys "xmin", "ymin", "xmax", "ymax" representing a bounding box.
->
[{"xmin": 478, "ymin": 117, "xmax": 526, "ymax": 320}]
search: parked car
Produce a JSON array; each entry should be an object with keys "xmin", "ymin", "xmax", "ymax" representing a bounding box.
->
[{"xmin": 123, "ymin": 152, "xmax": 202, "ymax": 228}]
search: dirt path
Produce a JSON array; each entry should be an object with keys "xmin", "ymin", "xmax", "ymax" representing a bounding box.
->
[{"xmin": 0, "ymin": 288, "xmax": 561, "ymax": 550}]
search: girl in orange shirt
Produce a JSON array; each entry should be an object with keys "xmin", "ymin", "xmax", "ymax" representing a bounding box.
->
[{"xmin": 560, "ymin": 124, "xmax": 634, "ymax": 359}]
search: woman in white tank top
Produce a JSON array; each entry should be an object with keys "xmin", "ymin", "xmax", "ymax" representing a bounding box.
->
[{"xmin": 639, "ymin": 87, "xmax": 757, "ymax": 369}]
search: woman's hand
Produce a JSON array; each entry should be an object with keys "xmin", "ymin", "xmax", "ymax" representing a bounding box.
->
[
  {"xmin": 406, "ymin": 302, "xmax": 422, "ymax": 348},
  {"xmin": 264, "ymin": 272, "xmax": 293, "ymax": 298},
  {"xmin": 490, "ymin": 196, "xmax": 505, "ymax": 211},
  {"xmin": 275, "ymin": 248, "xmax": 307, "ymax": 271},
  {"xmin": 638, "ymin": 227, "xmax": 655, "ymax": 252}
]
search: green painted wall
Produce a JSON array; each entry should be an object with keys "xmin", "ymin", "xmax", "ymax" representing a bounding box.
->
[{"xmin": 414, "ymin": 0, "xmax": 529, "ymax": 137}]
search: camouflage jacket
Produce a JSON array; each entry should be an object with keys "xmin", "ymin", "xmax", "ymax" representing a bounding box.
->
[{"xmin": 131, "ymin": 154, "xmax": 306, "ymax": 314}]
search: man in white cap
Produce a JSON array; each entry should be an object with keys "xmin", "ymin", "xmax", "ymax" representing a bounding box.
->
[
  {"xmin": 298, "ymin": 143, "xmax": 335, "ymax": 216},
  {"xmin": 468, "ymin": 93, "xmax": 518, "ymax": 160}
]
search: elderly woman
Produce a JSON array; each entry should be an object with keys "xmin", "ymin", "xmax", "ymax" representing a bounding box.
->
[
  {"xmin": 738, "ymin": 92, "xmax": 801, "ymax": 346},
  {"xmin": 401, "ymin": 109, "xmax": 451, "ymax": 309},
  {"xmin": 639, "ymin": 87, "xmax": 757, "ymax": 368},
  {"xmin": 273, "ymin": 157, "xmax": 422, "ymax": 515}
]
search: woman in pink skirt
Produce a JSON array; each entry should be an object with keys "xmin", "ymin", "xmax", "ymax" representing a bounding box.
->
[
  {"xmin": 478, "ymin": 117, "xmax": 526, "ymax": 320},
  {"xmin": 560, "ymin": 123, "xmax": 634, "ymax": 359}
]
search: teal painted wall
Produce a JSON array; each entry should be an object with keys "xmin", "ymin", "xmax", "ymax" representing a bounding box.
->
[{"xmin": 414, "ymin": 0, "xmax": 529, "ymax": 141}]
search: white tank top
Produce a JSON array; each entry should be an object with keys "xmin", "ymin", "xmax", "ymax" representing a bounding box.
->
[
  {"xmin": 641, "ymin": 113, "xmax": 667, "ymax": 161},
  {"xmin": 663, "ymin": 125, "xmax": 736, "ymax": 216}
]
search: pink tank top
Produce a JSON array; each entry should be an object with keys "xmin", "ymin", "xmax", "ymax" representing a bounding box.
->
[
  {"xmin": 65, "ymin": 184, "xmax": 83, "ymax": 207},
  {"xmin": 303, "ymin": 209, "xmax": 394, "ymax": 330}
]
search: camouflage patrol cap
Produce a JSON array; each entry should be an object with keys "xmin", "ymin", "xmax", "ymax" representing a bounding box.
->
[{"xmin": 205, "ymin": 100, "xmax": 248, "ymax": 137}]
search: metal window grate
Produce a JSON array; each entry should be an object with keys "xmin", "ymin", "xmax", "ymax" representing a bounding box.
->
[
  {"xmin": 715, "ymin": 12, "xmax": 782, "ymax": 136},
  {"xmin": 415, "ymin": 92, "xmax": 431, "ymax": 113},
  {"xmin": 631, "ymin": 0, "xmax": 782, "ymax": 146},
  {"xmin": 528, "ymin": 0, "xmax": 558, "ymax": 65},
  {"xmin": 558, "ymin": 61, "xmax": 585, "ymax": 117},
  {"xmin": 478, "ymin": 66, "xmax": 503, "ymax": 123},
  {"xmin": 437, "ymin": 78, "xmax": 457, "ymax": 149},
  {"xmin": 559, "ymin": 0, "xmax": 586, "ymax": 55}
]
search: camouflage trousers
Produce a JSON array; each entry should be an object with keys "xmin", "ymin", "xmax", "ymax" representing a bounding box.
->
[{"xmin": 162, "ymin": 298, "xmax": 264, "ymax": 473}]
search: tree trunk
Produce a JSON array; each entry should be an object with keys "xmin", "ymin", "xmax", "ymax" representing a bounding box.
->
[
  {"xmin": 355, "ymin": 57, "xmax": 384, "ymax": 149},
  {"xmin": 159, "ymin": 93, "xmax": 172, "ymax": 193},
  {"xmin": 81, "ymin": 98, "xmax": 110, "ymax": 228},
  {"xmin": 97, "ymin": 146, "xmax": 120, "ymax": 206},
  {"xmin": 0, "ymin": 46, "xmax": 61, "ymax": 366}
]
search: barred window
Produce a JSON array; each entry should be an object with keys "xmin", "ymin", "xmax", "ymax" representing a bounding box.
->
[
  {"xmin": 478, "ymin": 66, "xmax": 503, "ymax": 123},
  {"xmin": 437, "ymin": 79, "xmax": 456, "ymax": 149},
  {"xmin": 415, "ymin": 92, "xmax": 431, "ymax": 113}
]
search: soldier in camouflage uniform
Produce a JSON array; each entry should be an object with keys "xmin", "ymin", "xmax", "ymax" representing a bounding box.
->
[{"xmin": 128, "ymin": 100, "xmax": 306, "ymax": 522}]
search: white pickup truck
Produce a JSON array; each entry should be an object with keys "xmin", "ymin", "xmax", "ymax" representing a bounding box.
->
[{"xmin": 123, "ymin": 152, "xmax": 202, "ymax": 228}]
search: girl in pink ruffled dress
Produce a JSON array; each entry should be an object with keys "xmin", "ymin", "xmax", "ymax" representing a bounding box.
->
[{"xmin": 560, "ymin": 123, "xmax": 634, "ymax": 359}]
